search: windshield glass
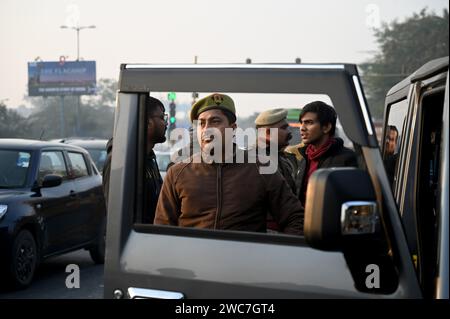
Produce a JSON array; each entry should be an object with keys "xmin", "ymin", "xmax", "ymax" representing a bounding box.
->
[{"xmin": 0, "ymin": 150, "xmax": 31, "ymax": 188}]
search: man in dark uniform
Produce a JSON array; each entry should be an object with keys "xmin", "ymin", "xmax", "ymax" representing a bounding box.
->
[
  {"xmin": 254, "ymin": 108, "xmax": 298, "ymax": 193},
  {"xmin": 254, "ymin": 108, "xmax": 299, "ymax": 231},
  {"xmin": 103, "ymin": 96, "xmax": 167, "ymax": 223},
  {"xmin": 383, "ymin": 125, "xmax": 399, "ymax": 186}
]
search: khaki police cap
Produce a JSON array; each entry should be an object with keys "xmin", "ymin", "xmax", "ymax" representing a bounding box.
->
[
  {"xmin": 190, "ymin": 93, "xmax": 236, "ymax": 123},
  {"xmin": 254, "ymin": 108, "xmax": 288, "ymax": 126}
]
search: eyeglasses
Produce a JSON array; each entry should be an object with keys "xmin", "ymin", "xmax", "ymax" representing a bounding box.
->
[{"xmin": 150, "ymin": 113, "xmax": 169, "ymax": 123}]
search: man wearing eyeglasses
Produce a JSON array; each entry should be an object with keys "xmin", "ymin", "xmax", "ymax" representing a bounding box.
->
[
  {"xmin": 103, "ymin": 96, "xmax": 168, "ymax": 223},
  {"xmin": 143, "ymin": 96, "xmax": 169, "ymax": 223}
]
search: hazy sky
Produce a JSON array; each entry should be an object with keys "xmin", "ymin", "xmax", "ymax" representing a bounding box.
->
[{"xmin": 0, "ymin": 0, "xmax": 448, "ymax": 108}]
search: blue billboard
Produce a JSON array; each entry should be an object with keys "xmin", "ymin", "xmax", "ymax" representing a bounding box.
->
[{"xmin": 28, "ymin": 61, "xmax": 96, "ymax": 96}]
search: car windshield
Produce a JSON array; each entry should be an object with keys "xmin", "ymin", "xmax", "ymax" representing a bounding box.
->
[
  {"xmin": 0, "ymin": 150, "xmax": 31, "ymax": 188},
  {"xmin": 85, "ymin": 148, "xmax": 107, "ymax": 172}
]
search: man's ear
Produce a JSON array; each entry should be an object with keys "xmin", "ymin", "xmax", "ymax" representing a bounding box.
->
[
  {"xmin": 322, "ymin": 123, "xmax": 332, "ymax": 135},
  {"xmin": 147, "ymin": 119, "xmax": 155, "ymax": 132}
]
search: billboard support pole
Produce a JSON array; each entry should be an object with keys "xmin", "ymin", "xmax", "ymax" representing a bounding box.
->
[
  {"xmin": 76, "ymin": 98, "xmax": 81, "ymax": 136},
  {"xmin": 60, "ymin": 96, "xmax": 65, "ymax": 137},
  {"xmin": 76, "ymin": 28, "xmax": 81, "ymax": 137}
]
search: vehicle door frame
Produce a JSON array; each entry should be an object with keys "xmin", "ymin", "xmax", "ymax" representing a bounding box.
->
[
  {"xmin": 34, "ymin": 147, "xmax": 80, "ymax": 255},
  {"xmin": 105, "ymin": 64, "xmax": 421, "ymax": 298},
  {"xmin": 64, "ymin": 148, "xmax": 103, "ymax": 244},
  {"xmin": 382, "ymin": 68, "xmax": 449, "ymax": 298},
  {"xmin": 383, "ymin": 71, "xmax": 449, "ymax": 298}
]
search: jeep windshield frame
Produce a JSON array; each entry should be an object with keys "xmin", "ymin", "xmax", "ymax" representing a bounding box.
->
[
  {"xmin": 119, "ymin": 63, "xmax": 378, "ymax": 148},
  {"xmin": 105, "ymin": 63, "xmax": 422, "ymax": 298}
]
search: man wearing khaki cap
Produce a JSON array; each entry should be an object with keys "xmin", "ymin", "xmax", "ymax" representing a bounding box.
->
[
  {"xmin": 255, "ymin": 108, "xmax": 298, "ymax": 193},
  {"xmin": 154, "ymin": 93, "xmax": 304, "ymax": 235},
  {"xmin": 255, "ymin": 108, "xmax": 299, "ymax": 232}
]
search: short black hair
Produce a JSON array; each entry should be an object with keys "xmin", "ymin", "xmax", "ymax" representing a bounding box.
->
[
  {"xmin": 300, "ymin": 101, "xmax": 337, "ymax": 136},
  {"xmin": 147, "ymin": 96, "xmax": 165, "ymax": 116}
]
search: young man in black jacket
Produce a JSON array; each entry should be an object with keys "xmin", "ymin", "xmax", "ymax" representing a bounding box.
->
[{"xmin": 295, "ymin": 101, "xmax": 357, "ymax": 206}]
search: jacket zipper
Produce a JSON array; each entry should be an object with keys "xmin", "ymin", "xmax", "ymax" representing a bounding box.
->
[{"xmin": 214, "ymin": 164, "xmax": 222, "ymax": 229}]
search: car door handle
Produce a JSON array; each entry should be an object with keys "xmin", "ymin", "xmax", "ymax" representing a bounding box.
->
[
  {"xmin": 69, "ymin": 190, "xmax": 77, "ymax": 198},
  {"xmin": 127, "ymin": 287, "xmax": 184, "ymax": 299}
]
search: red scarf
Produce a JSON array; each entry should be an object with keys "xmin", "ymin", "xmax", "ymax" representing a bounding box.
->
[{"xmin": 302, "ymin": 138, "xmax": 336, "ymax": 204}]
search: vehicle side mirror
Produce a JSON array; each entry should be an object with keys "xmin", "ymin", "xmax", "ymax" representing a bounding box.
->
[
  {"xmin": 304, "ymin": 168, "xmax": 380, "ymax": 251},
  {"xmin": 304, "ymin": 168, "xmax": 399, "ymax": 293},
  {"xmin": 41, "ymin": 174, "xmax": 63, "ymax": 188}
]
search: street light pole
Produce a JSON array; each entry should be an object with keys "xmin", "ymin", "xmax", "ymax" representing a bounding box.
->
[
  {"xmin": 60, "ymin": 25, "xmax": 96, "ymax": 136},
  {"xmin": 60, "ymin": 25, "xmax": 96, "ymax": 61},
  {"xmin": 76, "ymin": 28, "xmax": 80, "ymax": 61}
]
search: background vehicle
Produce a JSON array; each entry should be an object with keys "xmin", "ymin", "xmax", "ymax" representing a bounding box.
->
[
  {"xmin": 60, "ymin": 138, "xmax": 108, "ymax": 173},
  {"xmin": 379, "ymin": 56, "xmax": 449, "ymax": 298},
  {"xmin": 0, "ymin": 139, "xmax": 106, "ymax": 289},
  {"xmin": 154, "ymin": 151, "xmax": 171, "ymax": 179},
  {"xmin": 104, "ymin": 59, "xmax": 448, "ymax": 299}
]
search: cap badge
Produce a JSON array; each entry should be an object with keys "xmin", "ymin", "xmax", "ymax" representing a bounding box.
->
[{"xmin": 212, "ymin": 94, "xmax": 224, "ymax": 105}]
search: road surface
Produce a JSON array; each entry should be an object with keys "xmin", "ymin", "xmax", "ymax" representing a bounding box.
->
[{"xmin": 0, "ymin": 249, "xmax": 104, "ymax": 299}]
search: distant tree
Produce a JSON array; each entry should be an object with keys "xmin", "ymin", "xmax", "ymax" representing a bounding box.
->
[
  {"xmin": 360, "ymin": 8, "xmax": 449, "ymax": 119},
  {"xmin": 79, "ymin": 78, "xmax": 117, "ymax": 138},
  {"xmin": 0, "ymin": 103, "xmax": 30, "ymax": 138},
  {"xmin": 24, "ymin": 78, "xmax": 117, "ymax": 139},
  {"xmin": 83, "ymin": 78, "xmax": 118, "ymax": 108},
  {"xmin": 78, "ymin": 103, "xmax": 115, "ymax": 138},
  {"xmin": 25, "ymin": 96, "xmax": 79, "ymax": 139}
]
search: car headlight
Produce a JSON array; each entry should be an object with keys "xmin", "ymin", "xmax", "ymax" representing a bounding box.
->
[{"xmin": 0, "ymin": 205, "xmax": 7, "ymax": 220}]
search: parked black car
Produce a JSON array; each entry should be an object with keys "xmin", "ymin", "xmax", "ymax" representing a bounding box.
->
[{"xmin": 0, "ymin": 139, "xmax": 106, "ymax": 289}]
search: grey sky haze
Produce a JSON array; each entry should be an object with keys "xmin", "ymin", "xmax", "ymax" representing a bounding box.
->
[{"xmin": 0, "ymin": 0, "xmax": 448, "ymax": 108}]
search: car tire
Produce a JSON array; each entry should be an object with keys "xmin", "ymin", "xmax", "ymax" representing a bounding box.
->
[
  {"xmin": 9, "ymin": 229, "xmax": 38, "ymax": 289},
  {"xmin": 89, "ymin": 217, "xmax": 106, "ymax": 264}
]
